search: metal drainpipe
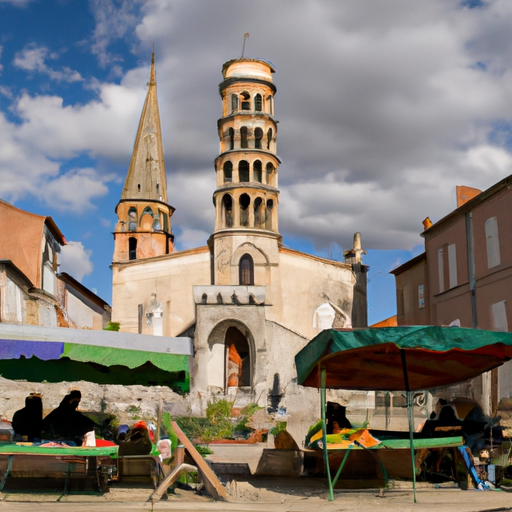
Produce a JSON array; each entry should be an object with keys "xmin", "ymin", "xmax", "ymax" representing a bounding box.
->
[{"xmin": 466, "ymin": 211, "xmax": 477, "ymax": 328}]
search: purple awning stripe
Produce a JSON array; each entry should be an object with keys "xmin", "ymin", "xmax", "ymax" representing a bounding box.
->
[{"xmin": 0, "ymin": 339, "xmax": 64, "ymax": 360}]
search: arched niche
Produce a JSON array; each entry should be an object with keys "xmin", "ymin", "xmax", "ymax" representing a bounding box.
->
[{"xmin": 207, "ymin": 321, "xmax": 254, "ymax": 391}]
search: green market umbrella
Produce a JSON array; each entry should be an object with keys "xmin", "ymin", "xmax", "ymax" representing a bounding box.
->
[{"xmin": 295, "ymin": 325, "xmax": 512, "ymax": 501}]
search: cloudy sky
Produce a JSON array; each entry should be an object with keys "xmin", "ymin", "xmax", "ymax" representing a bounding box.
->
[{"xmin": 1, "ymin": 0, "xmax": 512, "ymax": 324}]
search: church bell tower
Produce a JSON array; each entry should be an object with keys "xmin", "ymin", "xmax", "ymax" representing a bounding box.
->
[
  {"xmin": 113, "ymin": 54, "xmax": 174, "ymax": 262},
  {"xmin": 211, "ymin": 58, "xmax": 281, "ymax": 285}
]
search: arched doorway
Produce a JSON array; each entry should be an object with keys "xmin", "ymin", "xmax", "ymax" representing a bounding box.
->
[{"xmin": 225, "ymin": 326, "xmax": 251, "ymax": 389}]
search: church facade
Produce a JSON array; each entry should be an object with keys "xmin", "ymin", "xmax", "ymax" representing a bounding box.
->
[{"xmin": 111, "ymin": 56, "xmax": 367, "ymax": 430}]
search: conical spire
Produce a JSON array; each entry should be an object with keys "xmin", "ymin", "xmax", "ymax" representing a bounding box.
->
[{"xmin": 121, "ymin": 52, "xmax": 167, "ymax": 203}]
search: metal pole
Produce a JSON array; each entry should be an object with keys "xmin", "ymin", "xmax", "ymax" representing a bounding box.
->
[
  {"xmin": 400, "ymin": 349, "xmax": 417, "ymax": 503},
  {"xmin": 321, "ymin": 367, "xmax": 334, "ymax": 501}
]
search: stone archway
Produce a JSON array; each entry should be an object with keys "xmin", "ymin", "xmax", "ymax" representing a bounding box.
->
[{"xmin": 206, "ymin": 320, "xmax": 254, "ymax": 393}]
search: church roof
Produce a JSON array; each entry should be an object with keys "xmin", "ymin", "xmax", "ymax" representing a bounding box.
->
[{"xmin": 121, "ymin": 53, "xmax": 168, "ymax": 203}]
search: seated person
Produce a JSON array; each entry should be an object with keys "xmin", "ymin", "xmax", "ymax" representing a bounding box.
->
[
  {"xmin": 41, "ymin": 390, "xmax": 96, "ymax": 443},
  {"xmin": 12, "ymin": 393, "xmax": 43, "ymax": 441},
  {"xmin": 118, "ymin": 420, "xmax": 153, "ymax": 456},
  {"xmin": 326, "ymin": 401, "xmax": 352, "ymax": 434}
]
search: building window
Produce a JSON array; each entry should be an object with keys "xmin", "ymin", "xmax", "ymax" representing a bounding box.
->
[
  {"xmin": 222, "ymin": 194, "xmax": 233, "ymax": 228},
  {"xmin": 254, "ymin": 128, "xmax": 263, "ymax": 149},
  {"xmin": 240, "ymin": 193, "xmax": 250, "ymax": 227},
  {"xmin": 241, "ymin": 91, "xmax": 250, "ymax": 110},
  {"xmin": 129, "ymin": 237, "xmax": 137, "ymax": 260},
  {"xmin": 254, "ymin": 197, "xmax": 263, "ymax": 228},
  {"xmin": 240, "ymin": 126, "xmax": 248, "ymax": 148},
  {"xmin": 254, "ymin": 94, "xmax": 262, "ymax": 112},
  {"xmin": 231, "ymin": 94, "xmax": 238, "ymax": 113},
  {"xmin": 485, "ymin": 217, "xmax": 501, "ymax": 268},
  {"xmin": 253, "ymin": 160, "xmax": 262, "ymax": 182},
  {"xmin": 223, "ymin": 161, "xmax": 233, "ymax": 182},
  {"xmin": 266, "ymin": 163, "xmax": 274, "ymax": 185},
  {"xmin": 491, "ymin": 300, "xmax": 508, "ymax": 332},
  {"xmin": 239, "ymin": 254, "xmax": 254, "ymax": 285},
  {"xmin": 437, "ymin": 247, "xmax": 444, "ymax": 294},
  {"xmin": 267, "ymin": 128, "xmax": 273, "ymax": 150},
  {"xmin": 448, "ymin": 244, "xmax": 457, "ymax": 289},
  {"xmin": 267, "ymin": 95, "xmax": 273, "ymax": 114},
  {"xmin": 128, "ymin": 208, "xmax": 137, "ymax": 231},
  {"xmin": 239, "ymin": 161, "xmax": 249, "ymax": 182},
  {"xmin": 228, "ymin": 128, "xmax": 234, "ymax": 150},
  {"xmin": 438, "ymin": 243, "xmax": 457, "ymax": 293},
  {"xmin": 265, "ymin": 199, "xmax": 274, "ymax": 230}
]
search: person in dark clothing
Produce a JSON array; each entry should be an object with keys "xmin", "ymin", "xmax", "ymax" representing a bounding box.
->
[
  {"xmin": 326, "ymin": 401, "xmax": 352, "ymax": 434},
  {"xmin": 41, "ymin": 390, "xmax": 96, "ymax": 443},
  {"xmin": 12, "ymin": 393, "xmax": 43, "ymax": 441}
]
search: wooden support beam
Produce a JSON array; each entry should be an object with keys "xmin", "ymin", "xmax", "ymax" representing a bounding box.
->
[
  {"xmin": 149, "ymin": 463, "xmax": 197, "ymax": 502},
  {"xmin": 171, "ymin": 421, "xmax": 230, "ymax": 502}
]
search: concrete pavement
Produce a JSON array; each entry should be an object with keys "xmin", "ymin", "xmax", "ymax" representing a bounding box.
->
[{"xmin": 0, "ymin": 487, "xmax": 512, "ymax": 511}]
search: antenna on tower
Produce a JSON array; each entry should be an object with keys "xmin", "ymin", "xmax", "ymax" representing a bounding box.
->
[{"xmin": 241, "ymin": 33, "xmax": 249, "ymax": 58}]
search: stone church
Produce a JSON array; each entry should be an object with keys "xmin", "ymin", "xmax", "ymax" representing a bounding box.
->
[{"xmin": 111, "ymin": 55, "xmax": 367, "ymax": 432}]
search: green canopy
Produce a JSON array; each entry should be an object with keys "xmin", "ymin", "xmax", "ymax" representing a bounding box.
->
[
  {"xmin": 0, "ymin": 324, "xmax": 192, "ymax": 392},
  {"xmin": 296, "ymin": 325, "xmax": 512, "ymax": 391},
  {"xmin": 295, "ymin": 325, "xmax": 512, "ymax": 502}
]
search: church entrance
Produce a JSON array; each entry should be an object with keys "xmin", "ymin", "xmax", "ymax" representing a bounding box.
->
[{"xmin": 225, "ymin": 326, "xmax": 251, "ymax": 389}]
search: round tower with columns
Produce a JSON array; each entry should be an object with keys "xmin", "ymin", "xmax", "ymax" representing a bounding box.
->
[{"xmin": 210, "ymin": 58, "xmax": 281, "ymax": 287}]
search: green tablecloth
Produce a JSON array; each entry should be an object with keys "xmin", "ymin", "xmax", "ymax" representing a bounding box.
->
[{"xmin": 0, "ymin": 442, "xmax": 118, "ymax": 457}]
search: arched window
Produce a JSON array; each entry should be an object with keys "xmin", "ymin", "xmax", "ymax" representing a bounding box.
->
[
  {"xmin": 485, "ymin": 217, "xmax": 501, "ymax": 268},
  {"xmin": 240, "ymin": 194, "xmax": 250, "ymax": 227},
  {"xmin": 253, "ymin": 161, "xmax": 262, "ymax": 182},
  {"xmin": 267, "ymin": 128, "xmax": 273, "ymax": 150},
  {"xmin": 223, "ymin": 161, "xmax": 233, "ymax": 183},
  {"xmin": 222, "ymin": 194, "xmax": 233, "ymax": 228},
  {"xmin": 254, "ymin": 94, "xmax": 262, "ymax": 112},
  {"xmin": 254, "ymin": 128, "xmax": 263, "ymax": 149},
  {"xmin": 128, "ymin": 207, "xmax": 137, "ymax": 231},
  {"xmin": 228, "ymin": 127, "xmax": 234, "ymax": 150},
  {"xmin": 152, "ymin": 217, "xmax": 161, "ymax": 231},
  {"xmin": 231, "ymin": 94, "xmax": 238, "ymax": 113},
  {"xmin": 240, "ymin": 126, "xmax": 248, "ymax": 148},
  {"xmin": 239, "ymin": 161, "xmax": 249, "ymax": 182},
  {"xmin": 241, "ymin": 91, "xmax": 250, "ymax": 110},
  {"xmin": 254, "ymin": 197, "xmax": 263, "ymax": 228},
  {"xmin": 239, "ymin": 254, "xmax": 254, "ymax": 285},
  {"xmin": 129, "ymin": 237, "xmax": 137, "ymax": 260},
  {"xmin": 141, "ymin": 206, "xmax": 154, "ymax": 218},
  {"xmin": 267, "ymin": 95, "xmax": 273, "ymax": 114},
  {"xmin": 265, "ymin": 199, "xmax": 274, "ymax": 230},
  {"xmin": 266, "ymin": 163, "xmax": 274, "ymax": 185}
]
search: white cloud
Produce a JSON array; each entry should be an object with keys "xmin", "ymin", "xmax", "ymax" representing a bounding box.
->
[
  {"xmin": 126, "ymin": 0, "xmax": 512, "ymax": 252},
  {"xmin": 13, "ymin": 44, "xmax": 83, "ymax": 83},
  {"xmin": 59, "ymin": 241, "xmax": 94, "ymax": 282},
  {"xmin": 89, "ymin": 0, "xmax": 144, "ymax": 67},
  {"xmin": 41, "ymin": 168, "xmax": 110, "ymax": 212},
  {"xmin": 4, "ymin": 1, "xmax": 512, "ymax": 257}
]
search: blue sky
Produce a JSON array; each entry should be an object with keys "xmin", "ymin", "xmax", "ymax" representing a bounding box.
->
[{"xmin": 2, "ymin": 1, "xmax": 512, "ymax": 325}]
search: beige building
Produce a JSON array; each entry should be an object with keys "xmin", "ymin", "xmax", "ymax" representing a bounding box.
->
[
  {"xmin": 392, "ymin": 178, "xmax": 512, "ymax": 416},
  {"xmin": 0, "ymin": 200, "xmax": 111, "ymax": 329},
  {"xmin": 111, "ymin": 56, "xmax": 367, "ymax": 433}
]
